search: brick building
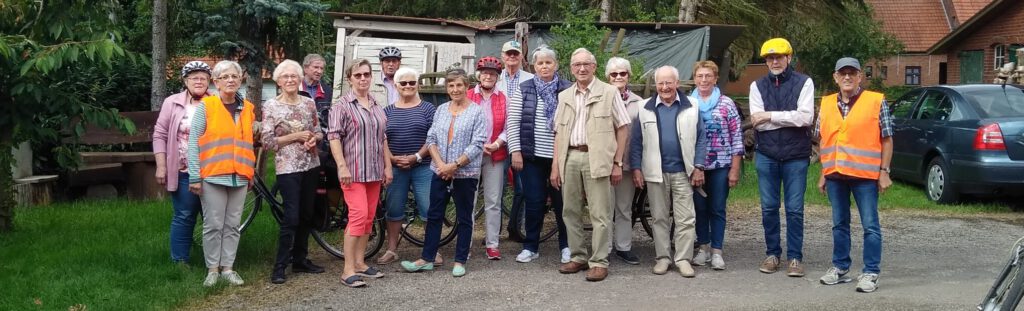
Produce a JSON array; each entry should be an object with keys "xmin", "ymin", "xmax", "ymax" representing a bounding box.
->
[{"xmin": 928, "ymin": 0, "xmax": 1024, "ymax": 84}]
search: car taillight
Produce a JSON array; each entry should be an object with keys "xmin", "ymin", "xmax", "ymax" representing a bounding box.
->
[{"xmin": 974, "ymin": 123, "xmax": 1006, "ymax": 150}]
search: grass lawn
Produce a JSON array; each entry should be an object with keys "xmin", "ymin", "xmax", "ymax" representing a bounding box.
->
[{"xmin": 0, "ymin": 198, "xmax": 280, "ymax": 311}]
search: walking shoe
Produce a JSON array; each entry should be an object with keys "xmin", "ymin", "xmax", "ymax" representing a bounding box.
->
[
  {"xmin": 856, "ymin": 273, "xmax": 879, "ymax": 293},
  {"xmin": 203, "ymin": 272, "xmax": 219, "ymax": 287},
  {"xmin": 615, "ymin": 250, "xmax": 640, "ymax": 265},
  {"xmin": 786, "ymin": 259, "xmax": 805, "ymax": 277},
  {"xmin": 560, "ymin": 248, "xmax": 571, "ymax": 264},
  {"xmin": 585, "ymin": 267, "xmax": 608, "ymax": 281},
  {"xmin": 692, "ymin": 247, "xmax": 710, "ymax": 266},
  {"xmin": 711, "ymin": 253, "xmax": 726, "ymax": 270},
  {"xmin": 220, "ymin": 271, "xmax": 245, "ymax": 286},
  {"xmin": 293, "ymin": 260, "xmax": 325, "ymax": 274},
  {"xmin": 759, "ymin": 255, "xmax": 780, "ymax": 274},
  {"xmin": 678, "ymin": 260, "xmax": 696, "ymax": 278},
  {"xmin": 486, "ymin": 247, "xmax": 501, "ymax": 260},
  {"xmin": 652, "ymin": 258, "xmax": 672, "ymax": 275},
  {"xmin": 559, "ymin": 261, "xmax": 589, "ymax": 274},
  {"xmin": 271, "ymin": 265, "xmax": 287, "ymax": 284},
  {"xmin": 452, "ymin": 264, "xmax": 467, "ymax": 277},
  {"xmin": 819, "ymin": 267, "xmax": 852, "ymax": 285},
  {"xmin": 515, "ymin": 250, "xmax": 539, "ymax": 263}
]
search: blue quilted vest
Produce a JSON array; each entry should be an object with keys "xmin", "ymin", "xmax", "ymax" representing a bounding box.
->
[
  {"xmin": 754, "ymin": 67, "xmax": 812, "ymax": 161},
  {"xmin": 518, "ymin": 77, "xmax": 572, "ymax": 159}
]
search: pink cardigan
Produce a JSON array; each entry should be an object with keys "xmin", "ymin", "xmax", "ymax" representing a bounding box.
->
[{"xmin": 152, "ymin": 91, "xmax": 191, "ymax": 191}]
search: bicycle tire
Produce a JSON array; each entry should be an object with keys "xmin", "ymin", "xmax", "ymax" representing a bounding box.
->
[
  {"xmin": 507, "ymin": 196, "xmax": 557, "ymax": 243},
  {"xmin": 400, "ymin": 197, "xmax": 458, "ymax": 247},
  {"xmin": 311, "ymin": 216, "xmax": 385, "ymax": 260},
  {"xmin": 631, "ymin": 187, "xmax": 654, "ymax": 239}
]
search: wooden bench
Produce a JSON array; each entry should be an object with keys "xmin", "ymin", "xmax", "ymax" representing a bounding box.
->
[{"xmin": 66, "ymin": 111, "xmax": 163, "ymax": 200}]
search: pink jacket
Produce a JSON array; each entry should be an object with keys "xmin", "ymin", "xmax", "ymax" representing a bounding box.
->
[{"xmin": 152, "ymin": 91, "xmax": 191, "ymax": 191}]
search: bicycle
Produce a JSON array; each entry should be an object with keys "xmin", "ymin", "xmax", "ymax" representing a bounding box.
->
[{"xmin": 978, "ymin": 236, "xmax": 1024, "ymax": 310}]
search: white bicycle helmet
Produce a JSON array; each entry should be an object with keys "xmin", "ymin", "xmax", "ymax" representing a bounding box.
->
[{"xmin": 181, "ymin": 61, "xmax": 212, "ymax": 78}]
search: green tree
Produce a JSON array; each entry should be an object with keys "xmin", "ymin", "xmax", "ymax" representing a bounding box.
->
[
  {"xmin": 549, "ymin": 5, "xmax": 644, "ymax": 82},
  {"xmin": 0, "ymin": 0, "xmax": 140, "ymax": 232}
]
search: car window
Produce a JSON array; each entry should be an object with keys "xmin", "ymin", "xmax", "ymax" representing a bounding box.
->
[
  {"xmin": 960, "ymin": 87, "xmax": 1024, "ymax": 118},
  {"xmin": 890, "ymin": 89, "xmax": 922, "ymax": 119},
  {"xmin": 913, "ymin": 91, "xmax": 956, "ymax": 121}
]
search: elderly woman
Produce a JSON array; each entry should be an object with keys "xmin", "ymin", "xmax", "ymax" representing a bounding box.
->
[
  {"xmin": 400, "ymin": 69, "xmax": 488, "ymax": 277},
  {"xmin": 328, "ymin": 58, "xmax": 392, "ymax": 288},
  {"xmin": 467, "ymin": 56, "xmax": 508, "ymax": 260},
  {"xmin": 506, "ymin": 46, "xmax": 572, "ymax": 264},
  {"xmin": 378, "ymin": 67, "xmax": 436, "ymax": 265},
  {"xmin": 689, "ymin": 60, "xmax": 744, "ymax": 270},
  {"xmin": 187, "ymin": 60, "xmax": 257, "ymax": 287},
  {"xmin": 260, "ymin": 59, "xmax": 326, "ymax": 284},
  {"xmin": 603, "ymin": 57, "xmax": 643, "ymax": 265},
  {"xmin": 154, "ymin": 61, "xmax": 211, "ymax": 264}
]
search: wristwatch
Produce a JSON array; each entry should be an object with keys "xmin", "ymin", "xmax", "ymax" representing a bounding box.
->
[
  {"xmin": 880, "ymin": 167, "xmax": 891, "ymax": 174},
  {"xmin": 614, "ymin": 160, "xmax": 623, "ymax": 167},
  {"xmin": 414, "ymin": 153, "xmax": 423, "ymax": 163}
]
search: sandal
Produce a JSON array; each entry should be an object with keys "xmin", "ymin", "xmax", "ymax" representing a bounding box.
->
[
  {"xmin": 356, "ymin": 266, "xmax": 385, "ymax": 279},
  {"xmin": 376, "ymin": 250, "xmax": 399, "ymax": 265},
  {"xmin": 434, "ymin": 253, "xmax": 444, "ymax": 266},
  {"xmin": 340, "ymin": 275, "xmax": 366, "ymax": 288}
]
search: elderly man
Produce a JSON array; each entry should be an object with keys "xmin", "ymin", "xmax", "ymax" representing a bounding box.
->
[
  {"xmin": 629, "ymin": 66, "xmax": 708, "ymax": 277},
  {"xmin": 496, "ymin": 40, "xmax": 534, "ymax": 99},
  {"xmin": 816, "ymin": 57, "xmax": 892, "ymax": 293},
  {"xmin": 551, "ymin": 48, "xmax": 631, "ymax": 282},
  {"xmin": 748, "ymin": 38, "xmax": 815, "ymax": 277},
  {"xmin": 378, "ymin": 46, "xmax": 403, "ymax": 105}
]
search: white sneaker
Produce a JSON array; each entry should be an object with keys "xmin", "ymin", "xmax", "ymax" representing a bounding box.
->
[
  {"xmin": 560, "ymin": 247, "xmax": 571, "ymax": 264},
  {"xmin": 202, "ymin": 272, "xmax": 219, "ymax": 287},
  {"xmin": 856, "ymin": 273, "xmax": 879, "ymax": 293},
  {"xmin": 692, "ymin": 248, "xmax": 710, "ymax": 266},
  {"xmin": 515, "ymin": 250, "xmax": 539, "ymax": 263},
  {"xmin": 820, "ymin": 267, "xmax": 852, "ymax": 285},
  {"xmin": 220, "ymin": 271, "xmax": 245, "ymax": 286},
  {"xmin": 711, "ymin": 253, "xmax": 726, "ymax": 270}
]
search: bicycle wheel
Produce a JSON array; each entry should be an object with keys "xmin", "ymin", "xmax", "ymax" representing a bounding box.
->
[
  {"xmin": 311, "ymin": 194, "xmax": 385, "ymax": 260},
  {"xmin": 507, "ymin": 196, "xmax": 557, "ymax": 243},
  {"xmin": 631, "ymin": 187, "xmax": 654, "ymax": 239},
  {"xmin": 401, "ymin": 195, "xmax": 458, "ymax": 247}
]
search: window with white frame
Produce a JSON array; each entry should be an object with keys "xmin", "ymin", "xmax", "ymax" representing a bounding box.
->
[{"xmin": 995, "ymin": 44, "xmax": 1007, "ymax": 69}]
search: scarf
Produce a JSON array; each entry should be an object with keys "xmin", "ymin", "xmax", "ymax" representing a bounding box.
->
[
  {"xmin": 691, "ymin": 86, "xmax": 721, "ymax": 125},
  {"xmin": 535, "ymin": 73, "xmax": 561, "ymax": 131}
]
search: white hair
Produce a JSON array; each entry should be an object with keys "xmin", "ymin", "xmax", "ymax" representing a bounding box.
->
[
  {"xmin": 532, "ymin": 46, "xmax": 558, "ymax": 64},
  {"xmin": 212, "ymin": 60, "xmax": 243, "ymax": 79},
  {"xmin": 571, "ymin": 48, "xmax": 597, "ymax": 63},
  {"xmin": 605, "ymin": 57, "xmax": 632, "ymax": 77},
  {"xmin": 655, "ymin": 65, "xmax": 680, "ymax": 81},
  {"xmin": 272, "ymin": 60, "xmax": 303, "ymax": 82},
  {"xmin": 394, "ymin": 66, "xmax": 420, "ymax": 82},
  {"xmin": 302, "ymin": 54, "xmax": 326, "ymax": 67}
]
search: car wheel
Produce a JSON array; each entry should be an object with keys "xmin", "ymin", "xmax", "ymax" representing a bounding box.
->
[{"xmin": 925, "ymin": 156, "xmax": 960, "ymax": 204}]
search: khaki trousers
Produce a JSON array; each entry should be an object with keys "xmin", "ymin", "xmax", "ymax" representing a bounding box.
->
[
  {"xmin": 646, "ymin": 171, "xmax": 696, "ymax": 264},
  {"xmin": 561, "ymin": 150, "xmax": 614, "ymax": 268}
]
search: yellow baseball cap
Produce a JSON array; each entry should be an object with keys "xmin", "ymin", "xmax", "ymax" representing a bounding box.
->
[{"xmin": 760, "ymin": 38, "xmax": 793, "ymax": 57}]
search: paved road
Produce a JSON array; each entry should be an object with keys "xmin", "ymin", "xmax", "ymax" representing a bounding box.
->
[{"xmin": 196, "ymin": 207, "xmax": 1024, "ymax": 311}]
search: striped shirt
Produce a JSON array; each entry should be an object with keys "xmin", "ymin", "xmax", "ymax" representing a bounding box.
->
[
  {"xmin": 327, "ymin": 92, "xmax": 388, "ymax": 182},
  {"xmin": 506, "ymin": 88, "xmax": 555, "ymax": 158},
  {"xmin": 426, "ymin": 102, "xmax": 489, "ymax": 178},
  {"xmin": 498, "ymin": 70, "xmax": 533, "ymax": 103},
  {"xmin": 187, "ymin": 97, "xmax": 249, "ymax": 187},
  {"xmin": 568, "ymin": 80, "xmax": 632, "ymax": 146},
  {"xmin": 383, "ymin": 101, "xmax": 436, "ymax": 163}
]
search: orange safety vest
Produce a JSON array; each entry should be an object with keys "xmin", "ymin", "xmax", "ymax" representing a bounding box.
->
[
  {"xmin": 198, "ymin": 95, "xmax": 256, "ymax": 181},
  {"xmin": 819, "ymin": 90, "xmax": 884, "ymax": 180}
]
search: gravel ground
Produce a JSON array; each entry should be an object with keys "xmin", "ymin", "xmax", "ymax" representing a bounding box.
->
[{"xmin": 191, "ymin": 206, "xmax": 1024, "ymax": 311}]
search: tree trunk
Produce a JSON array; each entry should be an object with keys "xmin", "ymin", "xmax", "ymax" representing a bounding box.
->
[
  {"xmin": 0, "ymin": 132, "xmax": 15, "ymax": 233},
  {"xmin": 600, "ymin": 0, "xmax": 611, "ymax": 22},
  {"xmin": 150, "ymin": 0, "xmax": 168, "ymax": 111},
  {"xmin": 678, "ymin": 0, "xmax": 698, "ymax": 23}
]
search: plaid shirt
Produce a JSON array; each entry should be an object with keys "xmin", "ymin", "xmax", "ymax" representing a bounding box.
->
[{"xmin": 814, "ymin": 88, "xmax": 893, "ymax": 139}]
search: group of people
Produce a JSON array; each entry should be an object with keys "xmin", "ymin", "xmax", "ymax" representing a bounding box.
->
[{"xmin": 152, "ymin": 36, "xmax": 891, "ymax": 293}]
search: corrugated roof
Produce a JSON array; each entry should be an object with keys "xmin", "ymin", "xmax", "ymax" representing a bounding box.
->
[
  {"xmin": 866, "ymin": 0, "xmax": 953, "ymax": 52},
  {"xmin": 325, "ymin": 12, "xmax": 518, "ymax": 31}
]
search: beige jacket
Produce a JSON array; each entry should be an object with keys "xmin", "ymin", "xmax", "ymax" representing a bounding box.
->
[{"xmin": 553, "ymin": 79, "xmax": 621, "ymax": 178}]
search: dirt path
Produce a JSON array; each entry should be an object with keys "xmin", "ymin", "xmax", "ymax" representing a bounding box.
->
[{"xmin": 191, "ymin": 206, "xmax": 1024, "ymax": 310}]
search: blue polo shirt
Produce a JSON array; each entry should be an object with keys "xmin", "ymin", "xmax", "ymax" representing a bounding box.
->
[{"xmin": 656, "ymin": 98, "xmax": 685, "ymax": 173}]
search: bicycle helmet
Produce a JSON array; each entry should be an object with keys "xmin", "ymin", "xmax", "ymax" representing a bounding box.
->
[
  {"xmin": 378, "ymin": 46, "xmax": 402, "ymax": 60},
  {"xmin": 181, "ymin": 61, "xmax": 212, "ymax": 78},
  {"xmin": 476, "ymin": 56, "xmax": 503, "ymax": 72}
]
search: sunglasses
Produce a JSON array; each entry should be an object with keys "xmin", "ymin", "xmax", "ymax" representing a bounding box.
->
[
  {"xmin": 351, "ymin": 72, "xmax": 372, "ymax": 79},
  {"xmin": 398, "ymin": 81, "xmax": 417, "ymax": 86},
  {"xmin": 609, "ymin": 71, "xmax": 629, "ymax": 78}
]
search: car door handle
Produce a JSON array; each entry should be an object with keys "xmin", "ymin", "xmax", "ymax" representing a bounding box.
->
[{"xmin": 925, "ymin": 130, "xmax": 935, "ymax": 135}]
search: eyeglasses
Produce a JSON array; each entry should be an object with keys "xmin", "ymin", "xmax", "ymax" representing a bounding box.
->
[
  {"xmin": 279, "ymin": 74, "xmax": 300, "ymax": 81},
  {"xmin": 609, "ymin": 71, "xmax": 629, "ymax": 78},
  {"xmin": 351, "ymin": 72, "xmax": 372, "ymax": 79},
  {"xmin": 186, "ymin": 76, "xmax": 209, "ymax": 83},
  {"xmin": 571, "ymin": 62, "xmax": 595, "ymax": 68},
  {"xmin": 398, "ymin": 81, "xmax": 417, "ymax": 86},
  {"xmin": 694, "ymin": 74, "xmax": 716, "ymax": 80},
  {"xmin": 217, "ymin": 74, "xmax": 240, "ymax": 81},
  {"xmin": 836, "ymin": 71, "xmax": 859, "ymax": 79}
]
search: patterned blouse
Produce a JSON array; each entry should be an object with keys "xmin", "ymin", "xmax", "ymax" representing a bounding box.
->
[
  {"xmin": 327, "ymin": 92, "xmax": 388, "ymax": 183},
  {"xmin": 260, "ymin": 96, "xmax": 321, "ymax": 175},
  {"xmin": 425, "ymin": 102, "xmax": 489, "ymax": 179},
  {"xmin": 701, "ymin": 95, "xmax": 746, "ymax": 170}
]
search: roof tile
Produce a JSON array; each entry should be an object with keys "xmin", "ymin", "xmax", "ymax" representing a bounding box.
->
[{"xmin": 866, "ymin": 0, "xmax": 953, "ymax": 52}]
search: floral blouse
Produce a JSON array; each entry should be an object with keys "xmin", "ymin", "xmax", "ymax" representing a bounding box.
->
[
  {"xmin": 260, "ymin": 96, "xmax": 321, "ymax": 175},
  {"xmin": 701, "ymin": 95, "xmax": 745, "ymax": 170}
]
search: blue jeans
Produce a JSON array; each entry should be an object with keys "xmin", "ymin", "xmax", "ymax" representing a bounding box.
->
[
  {"xmin": 826, "ymin": 178, "xmax": 882, "ymax": 274},
  {"xmin": 421, "ymin": 174, "xmax": 478, "ymax": 264},
  {"xmin": 695, "ymin": 167, "xmax": 730, "ymax": 250},
  {"xmin": 521, "ymin": 157, "xmax": 568, "ymax": 252},
  {"xmin": 384, "ymin": 164, "xmax": 432, "ymax": 221},
  {"xmin": 170, "ymin": 171, "xmax": 202, "ymax": 262},
  {"xmin": 755, "ymin": 152, "xmax": 808, "ymax": 260}
]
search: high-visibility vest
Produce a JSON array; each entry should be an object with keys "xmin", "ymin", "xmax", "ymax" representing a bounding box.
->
[
  {"xmin": 198, "ymin": 95, "xmax": 256, "ymax": 181},
  {"xmin": 819, "ymin": 90, "xmax": 884, "ymax": 180}
]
